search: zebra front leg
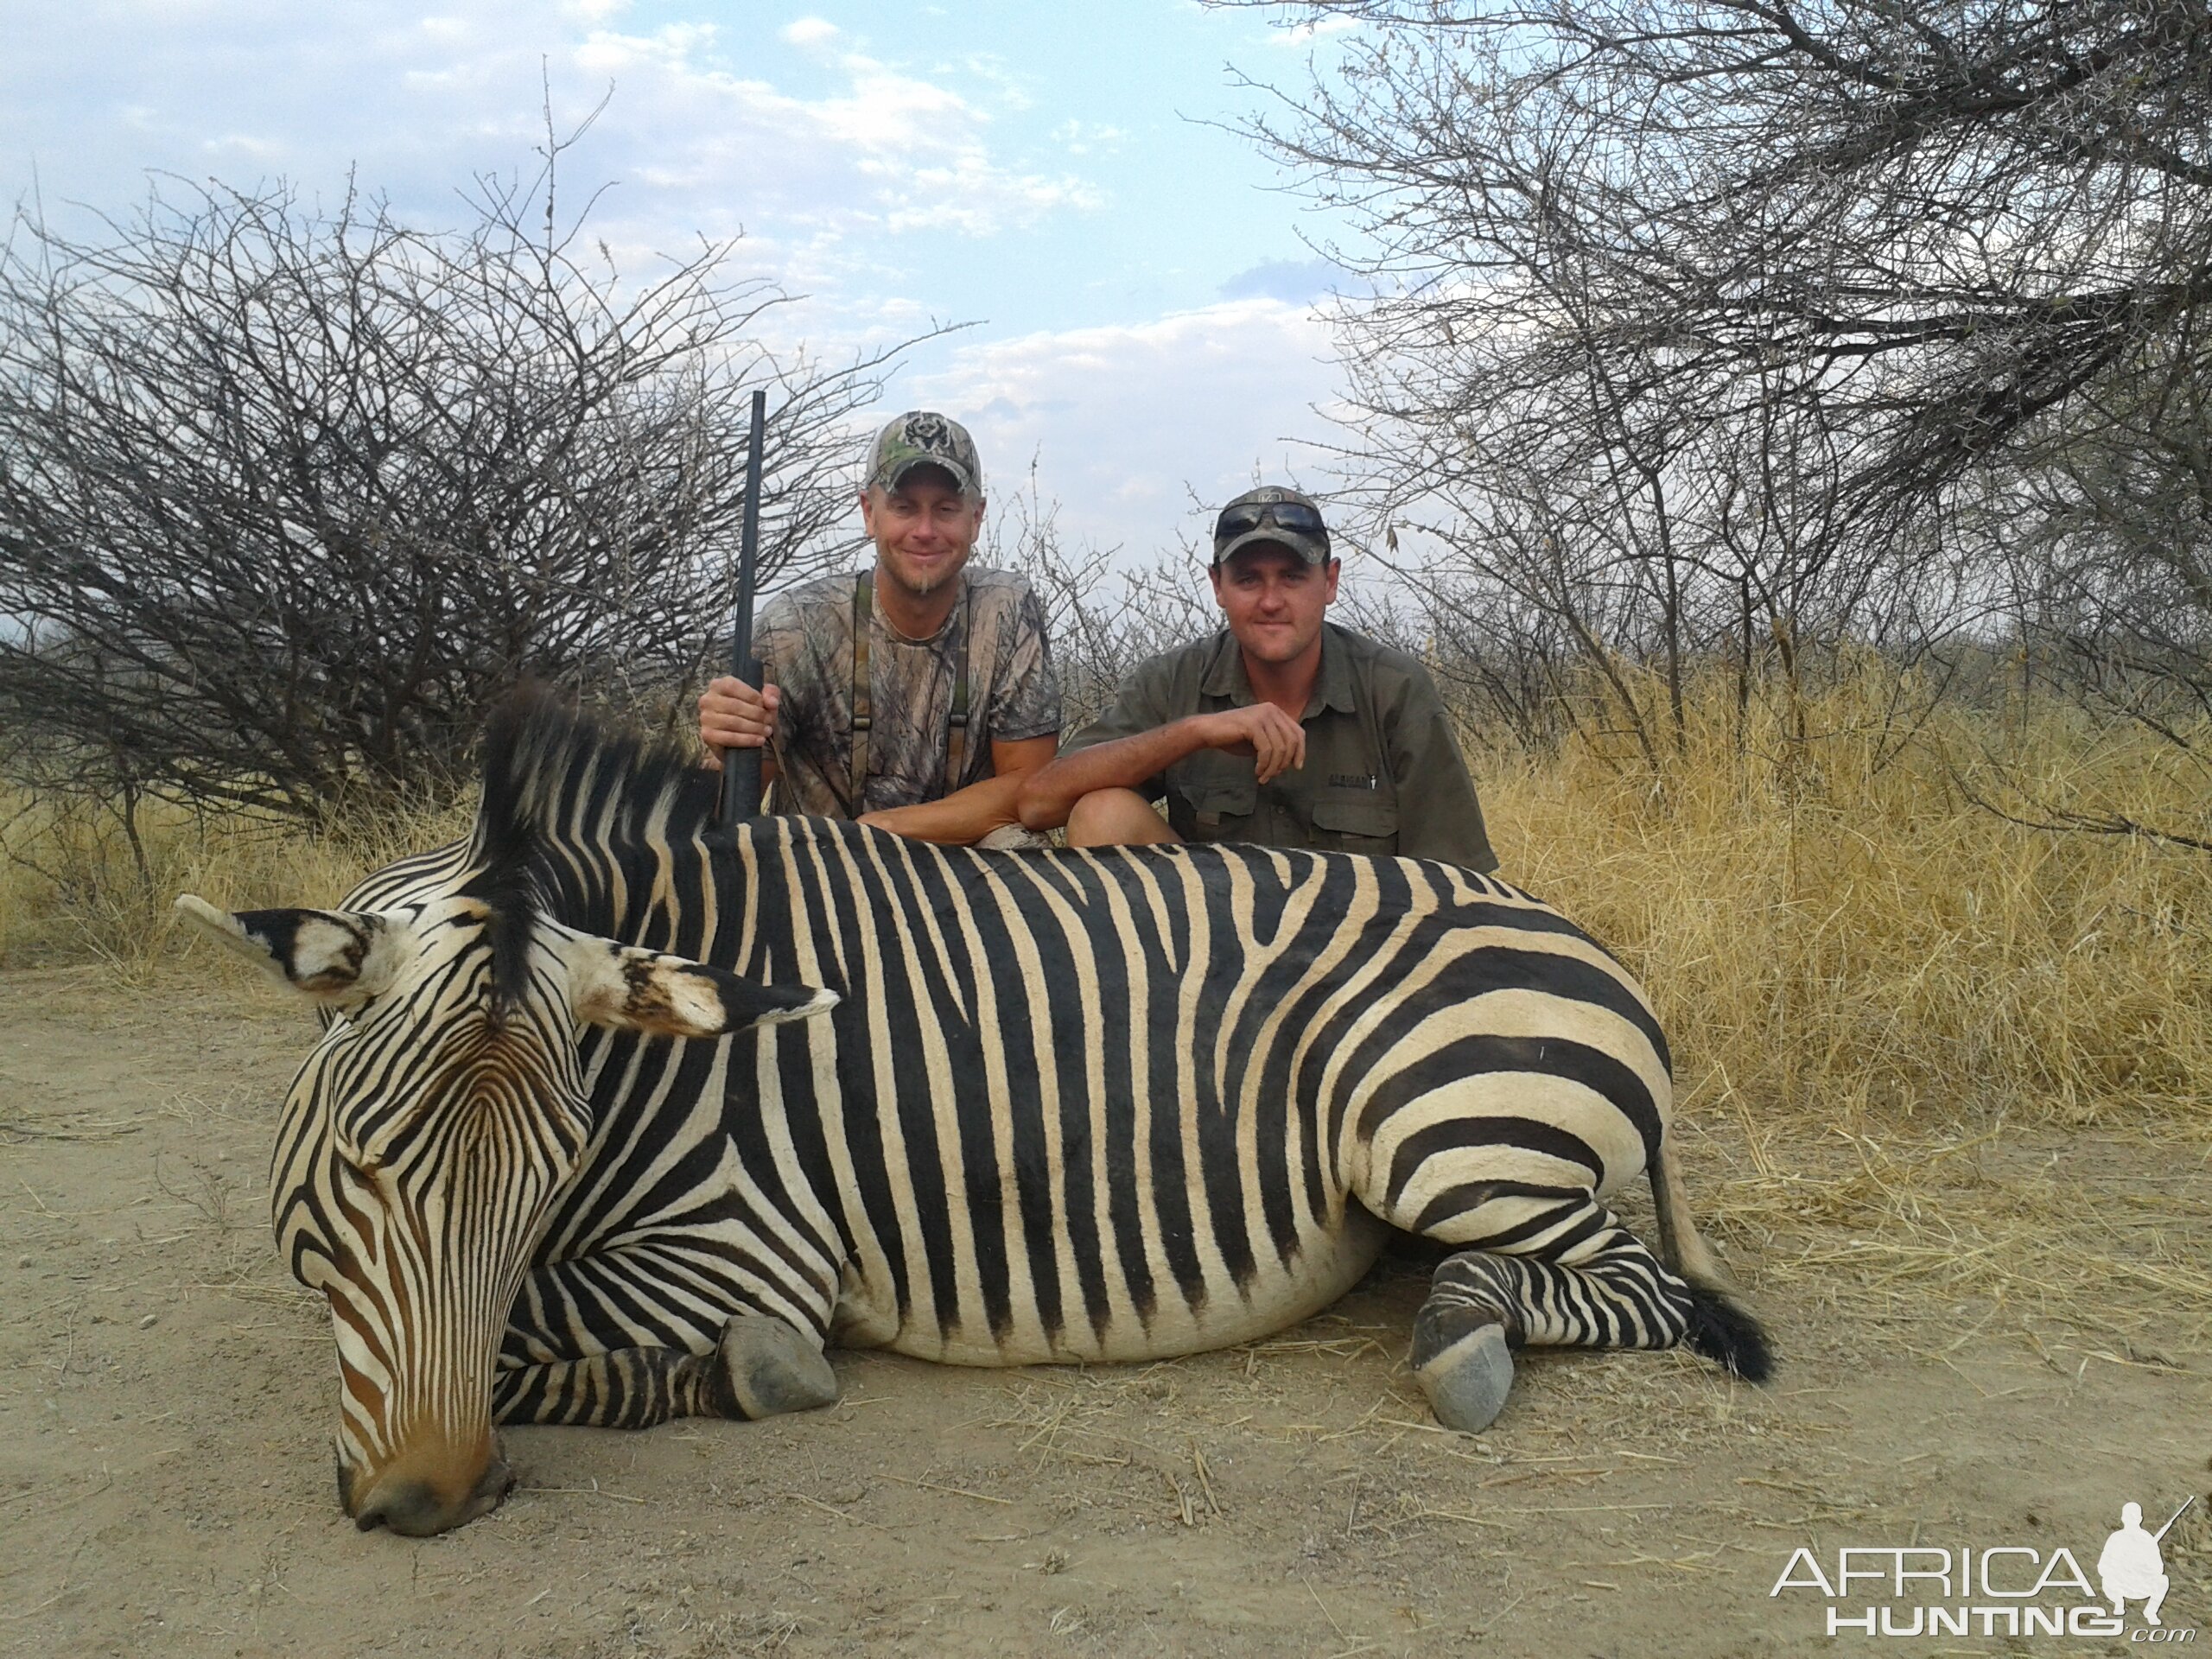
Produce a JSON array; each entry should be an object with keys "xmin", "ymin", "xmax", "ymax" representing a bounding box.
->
[
  {"xmin": 713, "ymin": 1313, "xmax": 841, "ymax": 1418},
  {"xmin": 1412, "ymin": 1211, "xmax": 1696, "ymax": 1433},
  {"xmin": 495, "ymin": 1315, "xmax": 839, "ymax": 1428}
]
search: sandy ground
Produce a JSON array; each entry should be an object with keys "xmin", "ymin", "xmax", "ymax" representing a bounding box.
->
[{"xmin": 2, "ymin": 963, "xmax": 2208, "ymax": 1658}]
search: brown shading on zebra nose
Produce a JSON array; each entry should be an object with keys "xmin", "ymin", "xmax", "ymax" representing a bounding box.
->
[{"xmin": 346, "ymin": 1440, "xmax": 513, "ymax": 1536}]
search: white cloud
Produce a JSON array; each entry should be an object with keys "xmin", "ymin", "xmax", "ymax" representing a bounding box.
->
[
  {"xmin": 573, "ymin": 22, "xmax": 728, "ymax": 76},
  {"xmin": 1, "ymin": 4, "xmax": 1104, "ymax": 281},
  {"xmin": 541, "ymin": 26, "xmax": 1097, "ymax": 244},
  {"xmin": 200, "ymin": 131, "xmax": 285, "ymax": 161},
  {"xmin": 958, "ymin": 54, "xmax": 1035, "ymax": 113},
  {"xmin": 1052, "ymin": 118, "xmax": 1128, "ymax": 157},
  {"xmin": 1220, "ymin": 257, "xmax": 1349, "ymax": 303},
  {"xmin": 811, "ymin": 56, "xmax": 978, "ymax": 152}
]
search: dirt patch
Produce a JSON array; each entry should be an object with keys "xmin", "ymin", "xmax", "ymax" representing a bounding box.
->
[{"xmin": 3, "ymin": 964, "xmax": 2208, "ymax": 1657}]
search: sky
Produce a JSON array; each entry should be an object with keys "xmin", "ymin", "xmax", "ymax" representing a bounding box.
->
[{"xmin": 0, "ymin": 0, "xmax": 1367, "ymax": 564}]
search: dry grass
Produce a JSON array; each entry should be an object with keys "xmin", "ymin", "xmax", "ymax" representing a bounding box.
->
[
  {"xmin": 0, "ymin": 786, "xmax": 470, "ymax": 977},
  {"xmin": 1477, "ymin": 666, "xmax": 2212, "ymax": 1351},
  {"xmin": 1486, "ymin": 675, "xmax": 2211, "ymax": 1133}
]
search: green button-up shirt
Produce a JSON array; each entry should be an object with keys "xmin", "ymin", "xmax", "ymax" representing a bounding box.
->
[{"xmin": 1064, "ymin": 624, "xmax": 1498, "ymax": 872}]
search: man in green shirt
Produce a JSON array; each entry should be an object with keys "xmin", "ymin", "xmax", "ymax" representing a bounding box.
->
[{"xmin": 1015, "ymin": 486, "xmax": 1497, "ymax": 871}]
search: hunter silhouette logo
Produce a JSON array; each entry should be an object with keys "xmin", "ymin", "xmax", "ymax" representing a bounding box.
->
[
  {"xmin": 2101, "ymin": 1498, "xmax": 2193, "ymax": 1629},
  {"xmin": 1770, "ymin": 1493, "xmax": 2202, "ymax": 1640}
]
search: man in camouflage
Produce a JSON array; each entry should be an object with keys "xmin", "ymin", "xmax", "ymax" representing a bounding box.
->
[
  {"xmin": 1015, "ymin": 486, "xmax": 1497, "ymax": 870},
  {"xmin": 698, "ymin": 412, "xmax": 1062, "ymax": 844}
]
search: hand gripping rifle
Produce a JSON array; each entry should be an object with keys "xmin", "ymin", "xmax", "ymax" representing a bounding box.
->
[{"xmin": 717, "ymin": 388, "xmax": 769, "ymax": 823}]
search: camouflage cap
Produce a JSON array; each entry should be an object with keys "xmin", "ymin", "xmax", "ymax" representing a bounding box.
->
[
  {"xmin": 865, "ymin": 410, "xmax": 984, "ymax": 499},
  {"xmin": 1211, "ymin": 485, "xmax": 1332, "ymax": 567}
]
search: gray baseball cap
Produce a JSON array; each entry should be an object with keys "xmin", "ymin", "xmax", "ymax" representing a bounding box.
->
[
  {"xmin": 865, "ymin": 410, "xmax": 984, "ymax": 498},
  {"xmin": 1211, "ymin": 486, "xmax": 1332, "ymax": 567}
]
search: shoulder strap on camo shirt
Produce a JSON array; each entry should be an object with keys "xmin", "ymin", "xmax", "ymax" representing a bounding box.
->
[
  {"xmin": 945, "ymin": 589, "xmax": 971, "ymax": 787},
  {"xmin": 850, "ymin": 571, "xmax": 873, "ymax": 809},
  {"xmin": 851, "ymin": 569, "xmax": 976, "ymax": 810}
]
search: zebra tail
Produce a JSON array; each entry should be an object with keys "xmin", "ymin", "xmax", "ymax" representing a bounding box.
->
[{"xmin": 1648, "ymin": 1130, "xmax": 1776, "ymax": 1383}]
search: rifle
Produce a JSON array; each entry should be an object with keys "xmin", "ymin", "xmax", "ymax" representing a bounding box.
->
[
  {"xmin": 717, "ymin": 388, "xmax": 769, "ymax": 823},
  {"xmin": 2153, "ymin": 1496, "xmax": 2196, "ymax": 1543}
]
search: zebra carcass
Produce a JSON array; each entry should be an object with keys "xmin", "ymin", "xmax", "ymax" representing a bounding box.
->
[{"xmin": 177, "ymin": 691, "xmax": 1770, "ymax": 1536}]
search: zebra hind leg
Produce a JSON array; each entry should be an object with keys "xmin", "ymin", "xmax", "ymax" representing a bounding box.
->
[
  {"xmin": 1410, "ymin": 1273, "xmax": 1517, "ymax": 1434},
  {"xmin": 496, "ymin": 1315, "xmax": 838, "ymax": 1428},
  {"xmin": 1411, "ymin": 1213, "xmax": 1733, "ymax": 1434}
]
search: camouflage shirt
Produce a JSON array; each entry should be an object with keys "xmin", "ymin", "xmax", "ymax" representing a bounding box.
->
[
  {"xmin": 755, "ymin": 567, "xmax": 1063, "ymax": 818},
  {"xmin": 1063, "ymin": 623, "xmax": 1497, "ymax": 871}
]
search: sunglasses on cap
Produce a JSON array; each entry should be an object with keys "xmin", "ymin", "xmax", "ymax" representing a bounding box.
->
[{"xmin": 1214, "ymin": 499, "xmax": 1330, "ymax": 543}]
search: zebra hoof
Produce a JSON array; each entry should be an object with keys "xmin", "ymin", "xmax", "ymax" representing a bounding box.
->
[
  {"xmin": 715, "ymin": 1316, "xmax": 839, "ymax": 1420},
  {"xmin": 1415, "ymin": 1319, "xmax": 1516, "ymax": 1434}
]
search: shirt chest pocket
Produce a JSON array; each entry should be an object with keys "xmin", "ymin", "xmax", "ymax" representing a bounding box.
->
[
  {"xmin": 1310, "ymin": 794, "xmax": 1401, "ymax": 855},
  {"xmin": 1167, "ymin": 759, "xmax": 1256, "ymax": 840}
]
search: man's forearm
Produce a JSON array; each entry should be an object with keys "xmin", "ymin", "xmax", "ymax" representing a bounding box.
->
[
  {"xmin": 861, "ymin": 772, "xmax": 1026, "ymax": 845},
  {"xmin": 1016, "ymin": 721, "xmax": 1210, "ymax": 831}
]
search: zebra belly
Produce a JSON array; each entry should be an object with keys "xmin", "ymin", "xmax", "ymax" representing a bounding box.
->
[{"xmin": 832, "ymin": 1208, "xmax": 1393, "ymax": 1367}]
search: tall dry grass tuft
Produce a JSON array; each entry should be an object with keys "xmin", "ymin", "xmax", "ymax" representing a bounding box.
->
[
  {"xmin": 0, "ymin": 785, "xmax": 473, "ymax": 979},
  {"xmin": 1478, "ymin": 663, "xmax": 2212, "ymax": 1348},
  {"xmin": 1484, "ymin": 664, "xmax": 2211, "ymax": 1133}
]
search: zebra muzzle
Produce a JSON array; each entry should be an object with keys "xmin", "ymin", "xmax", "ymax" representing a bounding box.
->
[{"xmin": 347, "ymin": 1437, "xmax": 514, "ymax": 1536}]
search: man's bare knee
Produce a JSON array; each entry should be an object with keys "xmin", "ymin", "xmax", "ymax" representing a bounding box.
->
[{"xmin": 1066, "ymin": 788, "xmax": 1179, "ymax": 848}]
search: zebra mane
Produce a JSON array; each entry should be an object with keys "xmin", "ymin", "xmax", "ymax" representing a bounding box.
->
[{"xmin": 463, "ymin": 685, "xmax": 721, "ymax": 1007}]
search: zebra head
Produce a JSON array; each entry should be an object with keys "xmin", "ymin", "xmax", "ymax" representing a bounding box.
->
[{"xmin": 175, "ymin": 890, "xmax": 837, "ymax": 1535}]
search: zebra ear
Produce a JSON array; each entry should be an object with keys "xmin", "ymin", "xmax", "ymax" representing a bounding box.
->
[
  {"xmin": 175, "ymin": 895, "xmax": 411, "ymax": 1010},
  {"xmin": 560, "ymin": 935, "xmax": 840, "ymax": 1040}
]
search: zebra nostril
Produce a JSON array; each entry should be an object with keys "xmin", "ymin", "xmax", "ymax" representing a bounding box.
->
[
  {"xmin": 350, "ymin": 1460, "xmax": 511, "ymax": 1535},
  {"xmin": 353, "ymin": 1478, "xmax": 443, "ymax": 1536}
]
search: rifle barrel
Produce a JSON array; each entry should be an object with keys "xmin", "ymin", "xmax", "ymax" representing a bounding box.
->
[
  {"xmin": 2153, "ymin": 1495, "xmax": 2196, "ymax": 1543},
  {"xmin": 719, "ymin": 388, "xmax": 769, "ymax": 822}
]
